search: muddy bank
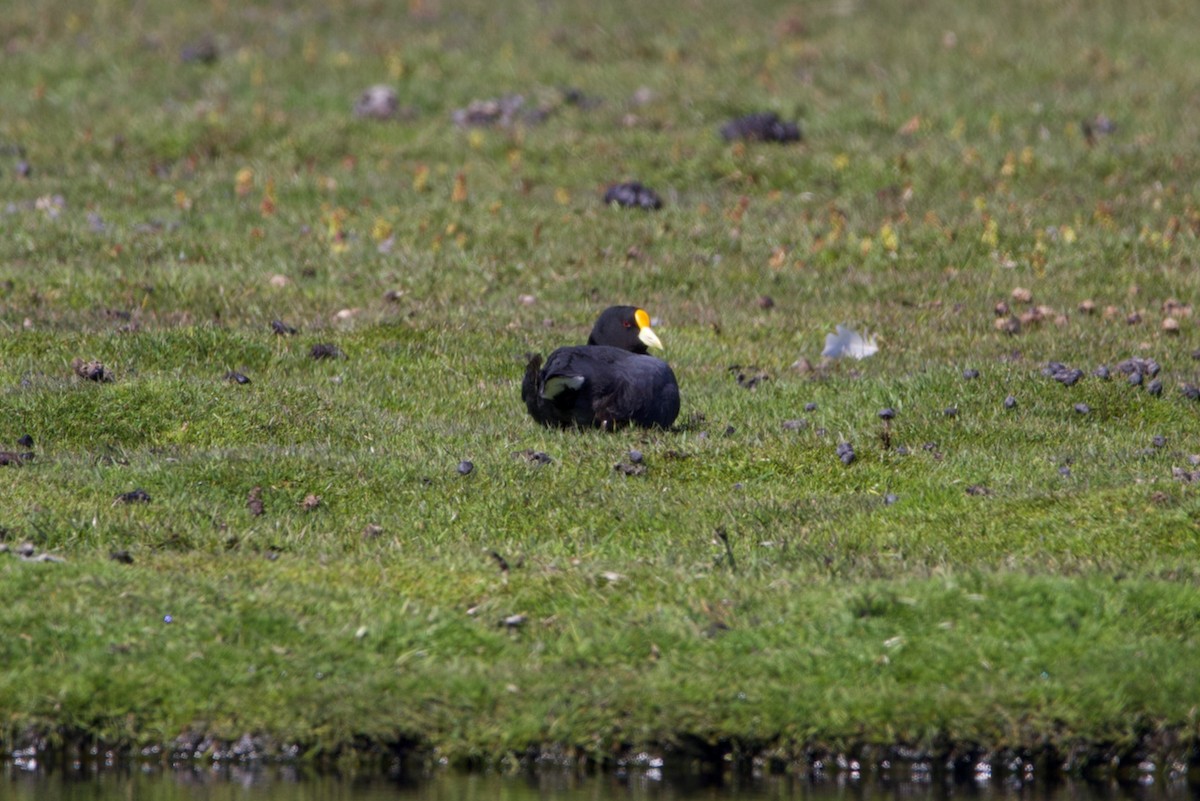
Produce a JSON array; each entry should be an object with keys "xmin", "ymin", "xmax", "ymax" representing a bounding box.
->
[{"xmin": 6, "ymin": 727, "xmax": 1200, "ymax": 786}]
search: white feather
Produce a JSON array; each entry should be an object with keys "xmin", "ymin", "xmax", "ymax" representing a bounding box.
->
[
  {"xmin": 542, "ymin": 374, "xmax": 585, "ymax": 398},
  {"xmin": 822, "ymin": 325, "xmax": 878, "ymax": 360}
]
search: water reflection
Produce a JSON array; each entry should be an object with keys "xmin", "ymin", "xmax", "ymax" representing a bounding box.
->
[{"xmin": 2, "ymin": 764, "xmax": 1197, "ymax": 801}]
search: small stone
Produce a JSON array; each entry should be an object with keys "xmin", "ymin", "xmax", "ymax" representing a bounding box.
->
[
  {"xmin": 514, "ymin": 449, "xmax": 553, "ymax": 466},
  {"xmin": 804, "ymin": 402, "xmax": 818, "ymax": 412},
  {"xmin": 457, "ymin": 460, "xmax": 474, "ymax": 476},
  {"xmin": 115, "ymin": 488, "xmax": 151, "ymax": 504},
  {"xmin": 1058, "ymin": 466, "xmax": 1072, "ymax": 477},
  {"xmin": 627, "ymin": 449, "xmax": 644, "ymax": 464},
  {"xmin": 1093, "ymin": 365, "xmax": 1111, "ymax": 380},
  {"xmin": 501, "ymin": 614, "xmax": 527, "ymax": 629},
  {"xmin": 1126, "ymin": 311, "xmax": 1142, "ymax": 325},
  {"xmin": 1128, "ymin": 372, "xmax": 1143, "ymax": 387},
  {"xmin": 883, "ymin": 493, "xmax": 899, "ymax": 506},
  {"xmin": 1011, "ymin": 287, "xmax": 1033, "ymax": 304},
  {"xmin": 109, "ymin": 550, "xmax": 134, "ymax": 564},
  {"xmin": 878, "ymin": 408, "xmax": 896, "ymax": 420},
  {"xmin": 225, "ymin": 370, "xmax": 251, "ymax": 384},
  {"xmin": 944, "ymin": 407, "xmax": 958, "ymax": 417},
  {"xmin": 301, "ymin": 494, "xmax": 322, "ymax": 511},
  {"xmin": 965, "ymin": 484, "xmax": 991, "ymax": 496},
  {"xmin": 1148, "ymin": 379, "xmax": 1163, "ymax": 396},
  {"xmin": 1162, "ymin": 317, "xmax": 1180, "ymax": 334},
  {"xmin": 1078, "ymin": 299, "xmax": 1096, "ymax": 314},
  {"xmin": 1074, "ymin": 403, "xmax": 1091, "ymax": 414},
  {"xmin": 993, "ymin": 301, "xmax": 1010, "ymax": 316},
  {"xmin": 836, "ymin": 441, "xmax": 856, "ymax": 465},
  {"xmin": 757, "ymin": 295, "xmax": 775, "ymax": 309},
  {"xmin": 362, "ymin": 524, "xmax": 384, "ymax": 540},
  {"xmin": 782, "ymin": 419, "xmax": 808, "ymax": 431},
  {"xmin": 962, "ymin": 368, "xmax": 980, "ymax": 380},
  {"xmin": 1152, "ymin": 435, "xmax": 1167, "ymax": 448},
  {"xmin": 1003, "ymin": 395, "xmax": 1017, "ymax": 409},
  {"xmin": 1183, "ymin": 384, "xmax": 1200, "ymax": 401}
]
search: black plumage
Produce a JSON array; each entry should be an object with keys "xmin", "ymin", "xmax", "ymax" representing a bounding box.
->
[{"xmin": 523, "ymin": 306, "xmax": 681, "ymax": 430}]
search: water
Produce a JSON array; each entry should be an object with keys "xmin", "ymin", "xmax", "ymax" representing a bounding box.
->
[{"xmin": 3, "ymin": 764, "xmax": 1198, "ymax": 801}]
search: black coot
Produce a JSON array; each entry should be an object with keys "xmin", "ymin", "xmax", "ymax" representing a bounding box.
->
[{"xmin": 522, "ymin": 306, "xmax": 681, "ymax": 430}]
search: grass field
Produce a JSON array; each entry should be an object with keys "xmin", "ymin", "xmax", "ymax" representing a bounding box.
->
[{"xmin": 3, "ymin": 0, "xmax": 1200, "ymax": 775}]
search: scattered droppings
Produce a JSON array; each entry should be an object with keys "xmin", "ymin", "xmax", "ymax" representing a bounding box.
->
[
  {"xmin": 268, "ymin": 274, "xmax": 291, "ymax": 288},
  {"xmin": 1116, "ymin": 357, "xmax": 1160, "ymax": 378},
  {"xmin": 782, "ymin": 418, "xmax": 808, "ymax": 431},
  {"xmin": 1011, "ymin": 287, "xmax": 1033, "ymax": 304},
  {"xmin": 1092, "ymin": 365, "xmax": 1111, "ymax": 380},
  {"xmin": 836, "ymin": 441, "xmax": 856, "ymax": 465},
  {"xmin": 965, "ymin": 484, "xmax": 992, "ymax": 496},
  {"xmin": 247, "ymin": 487, "xmax": 264, "ymax": 517},
  {"xmin": 457, "ymin": 460, "xmax": 474, "ymax": 476},
  {"xmin": 1148, "ymin": 379, "xmax": 1163, "ymax": 396},
  {"xmin": 453, "ymin": 94, "xmax": 527, "ymax": 128},
  {"xmin": 224, "ymin": 370, "xmax": 251, "ymax": 385},
  {"xmin": 895, "ymin": 445, "xmax": 909, "ymax": 455},
  {"xmin": 1152, "ymin": 435, "xmax": 1167, "ymax": 448},
  {"xmin": 664, "ymin": 449, "xmax": 690, "ymax": 460},
  {"xmin": 603, "ymin": 181, "xmax": 663, "ymax": 210},
  {"xmin": 353, "ymin": 84, "xmax": 400, "ymax": 120},
  {"xmin": 729, "ymin": 365, "xmax": 770, "ymax": 390},
  {"xmin": 0, "ymin": 451, "xmax": 33, "ymax": 467},
  {"xmin": 362, "ymin": 524, "xmax": 384, "ymax": 540},
  {"xmin": 627, "ymin": 449, "xmax": 644, "ymax": 464},
  {"xmin": 884, "ymin": 493, "xmax": 899, "ymax": 506},
  {"xmin": 115, "ymin": 489, "xmax": 151, "ymax": 505},
  {"xmin": 878, "ymin": 408, "xmax": 896, "ymax": 420},
  {"xmin": 757, "ymin": 295, "xmax": 775, "ymax": 310},
  {"xmin": 994, "ymin": 316, "xmax": 1021, "ymax": 335},
  {"xmin": 944, "ymin": 407, "xmax": 958, "ymax": 418},
  {"xmin": 1058, "ymin": 466, "xmax": 1072, "ymax": 477},
  {"xmin": 501, "ymin": 614, "xmax": 527, "ymax": 629},
  {"xmin": 962, "ymin": 368, "xmax": 980, "ymax": 380},
  {"xmin": 1074, "ymin": 403, "xmax": 1091, "ymax": 414},
  {"xmin": 180, "ymin": 38, "xmax": 218, "ymax": 65},
  {"xmin": 301, "ymin": 494, "xmax": 322, "ymax": 511},
  {"xmin": 720, "ymin": 112, "xmax": 802, "ymax": 143},
  {"xmin": 271, "ymin": 319, "xmax": 298, "ymax": 335},
  {"xmin": 1003, "ymin": 395, "xmax": 1017, "ymax": 409},
  {"xmin": 791, "ymin": 357, "xmax": 814, "ymax": 373},
  {"xmin": 993, "ymin": 301, "xmax": 1010, "ymax": 317},
  {"xmin": 1078, "ymin": 299, "xmax": 1096, "ymax": 314},
  {"xmin": 1150, "ymin": 491, "xmax": 1170, "ymax": 504},
  {"xmin": 17, "ymin": 434, "xmax": 34, "ymax": 448},
  {"xmin": 1128, "ymin": 372, "xmax": 1143, "ymax": 387},
  {"xmin": 513, "ymin": 449, "xmax": 553, "ymax": 466},
  {"xmin": 614, "ymin": 460, "xmax": 646, "ymax": 476},
  {"xmin": 72, "ymin": 358, "xmax": 112, "ymax": 382},
  {"xmin": 1126, "ymin": 312, "xmax": 1142, "ymax": 325},
  {"xmin": 1043, "ymin": 362, "xmax": 1084, "ymax": 386},
  {"xmin": 1162, "ymin": 317, "xmax": 1180, "ymax": 334},
  {"xmin": 109, "ymin": 550, "xmax": 134, "ymax": 565},
  {"xmin": 1172, "ymin": 467, "xmax": 1200, "ymax": 483},
  {"xmin": 310, "ymin": 343, "xmax": 345, "ymax": 360},
  {"xmin": 1180, "ymin": 384, "xmax": 1200, "ymax": 401},
  {"xmin": 804, "ymin": 402, "xmax": 818, "ymax": 412}
]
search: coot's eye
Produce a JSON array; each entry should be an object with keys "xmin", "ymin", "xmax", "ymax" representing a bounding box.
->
[{"xmin": 623, "ymin": 321, "xmax": 632, "ymax": 328}]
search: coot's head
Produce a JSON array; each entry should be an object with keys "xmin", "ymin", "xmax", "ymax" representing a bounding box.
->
[{"xmin": 586, "ymin": 306, "xmax": 664, "ymax": 354}]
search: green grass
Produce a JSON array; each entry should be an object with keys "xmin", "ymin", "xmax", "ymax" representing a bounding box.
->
[{"xmin": 3, "ymin": 0, "xmax": 1200, "ymax": 772}]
